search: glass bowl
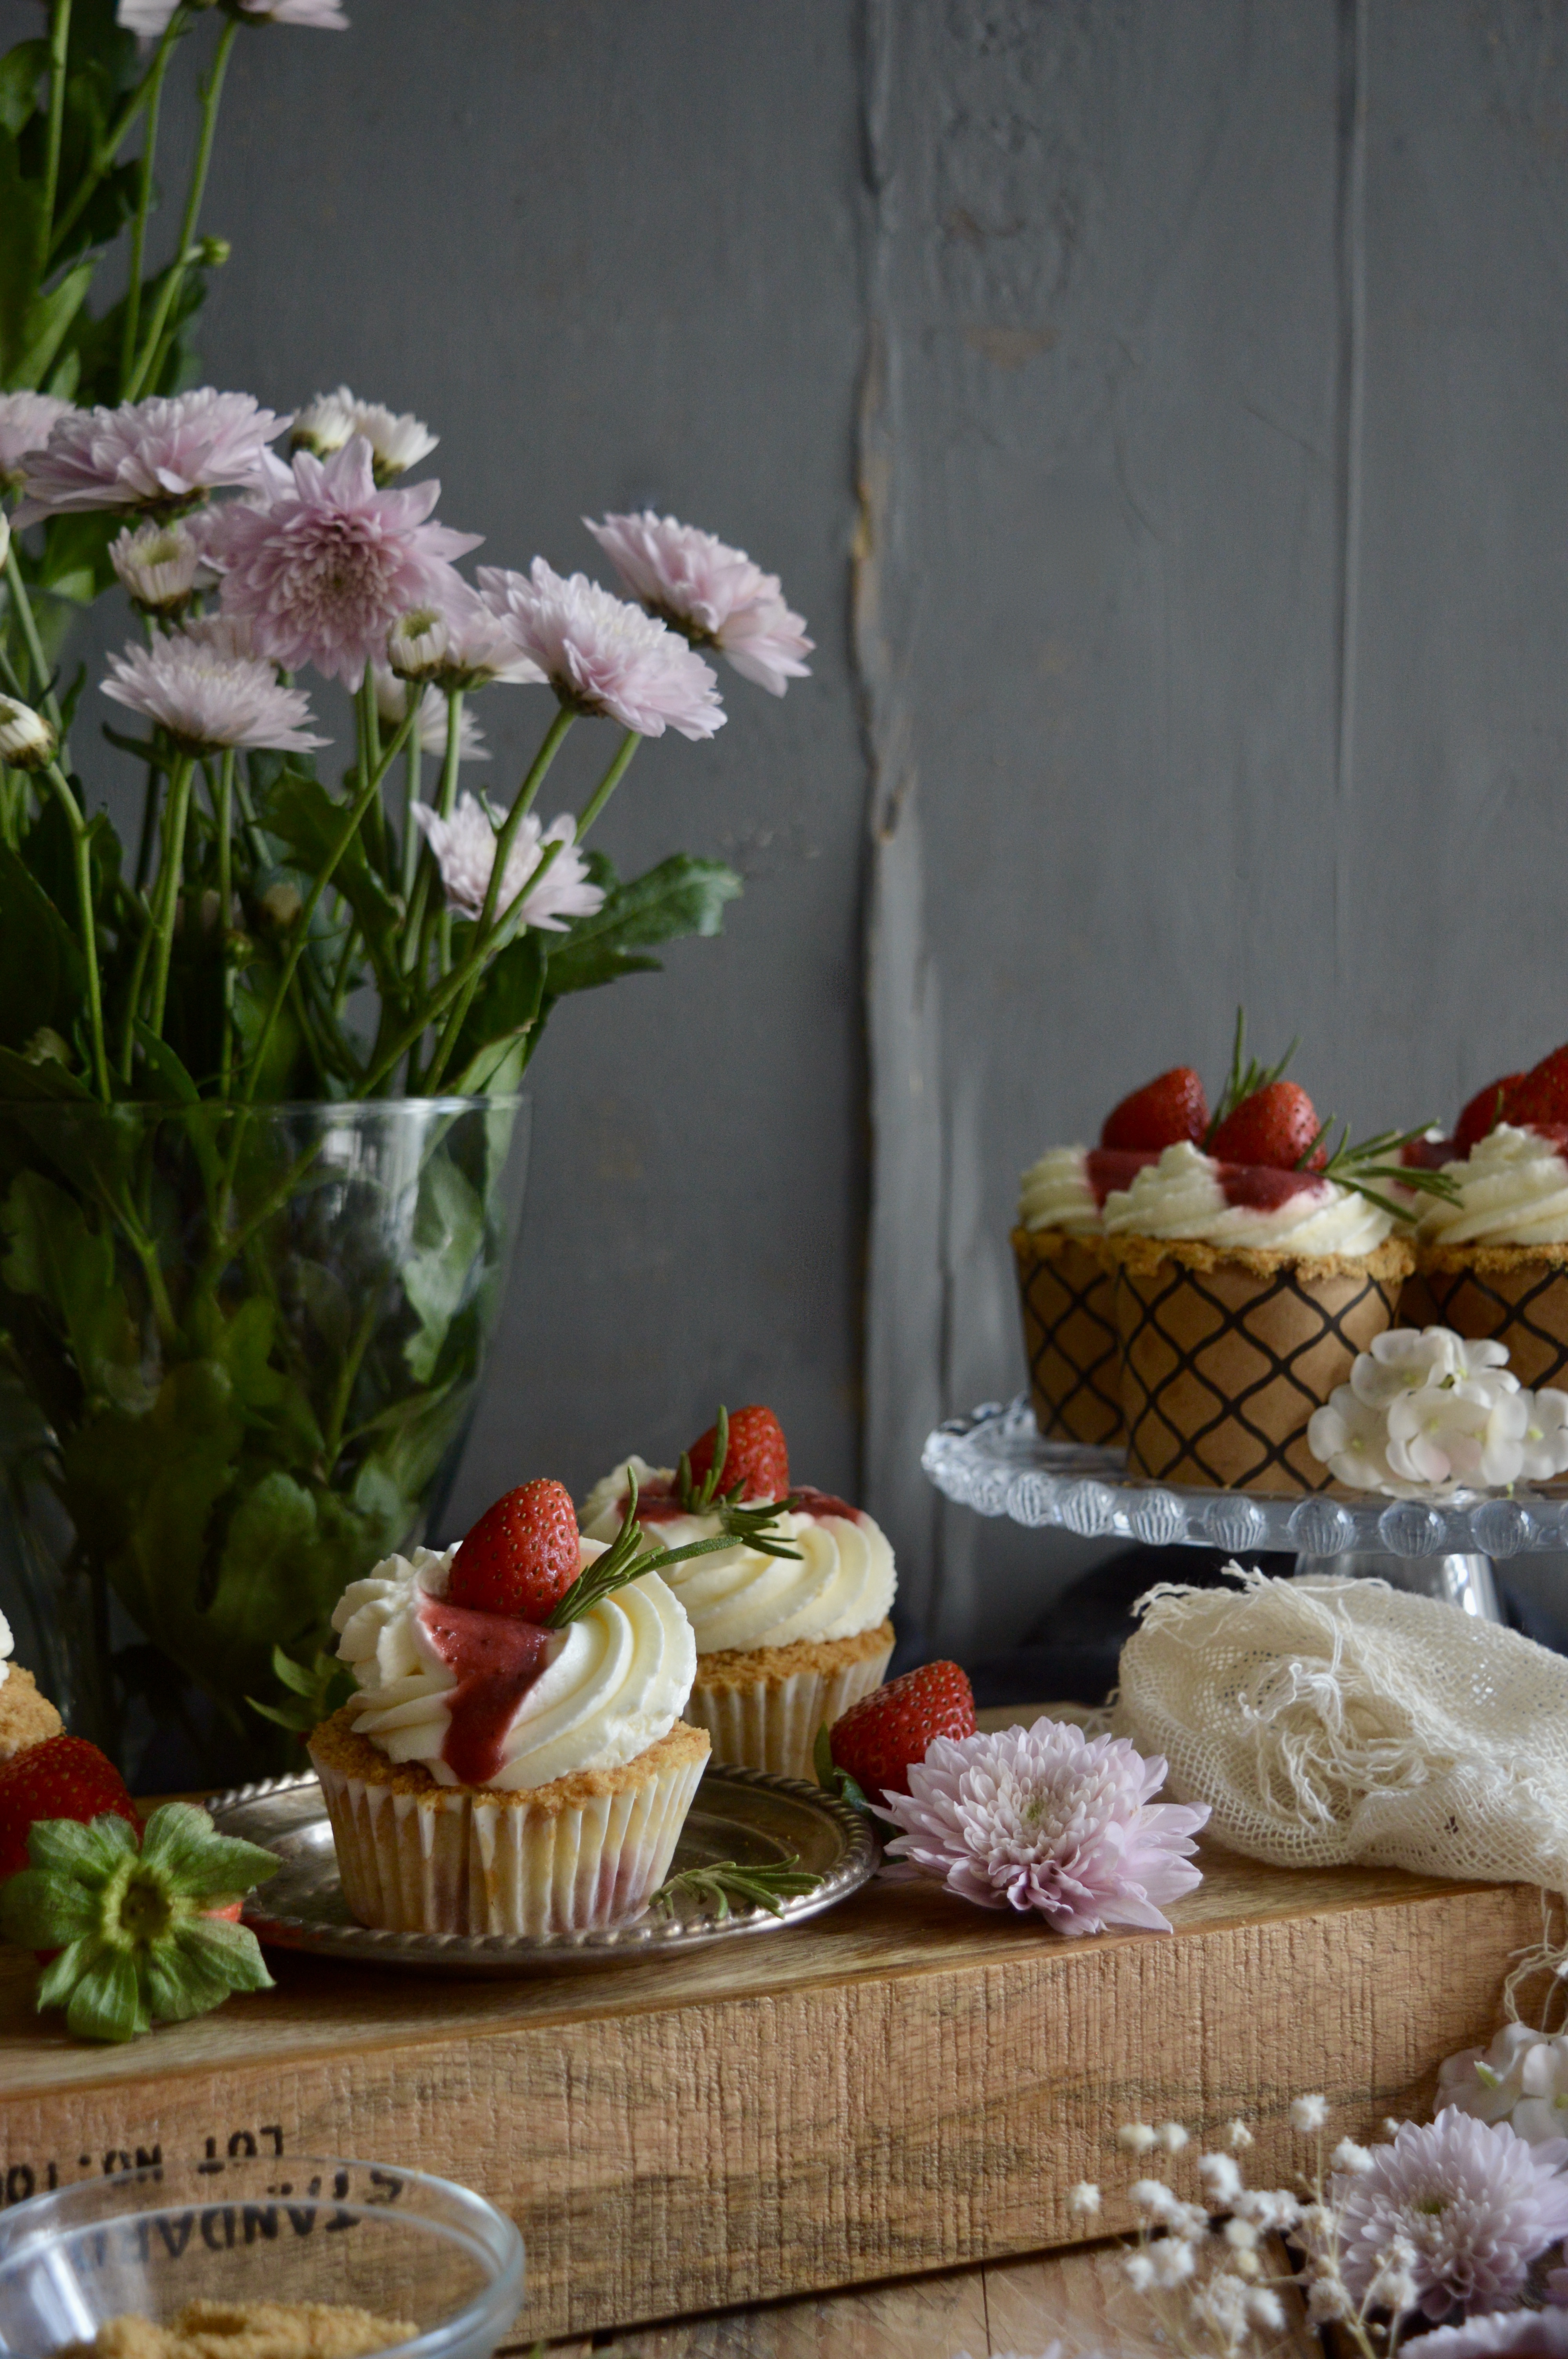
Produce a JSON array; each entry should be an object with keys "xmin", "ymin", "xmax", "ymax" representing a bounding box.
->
[{"xmin": 0, "ymin": 2157, "xmax": 524, "ymax": 2359}]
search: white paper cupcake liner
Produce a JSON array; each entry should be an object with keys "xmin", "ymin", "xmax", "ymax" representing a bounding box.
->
[
  {"xmin": 686, "ymin": 1638, "xmax": 894, "ymax": 1780},
  {"xmin": 308, "ymin": 1736, "xmax": 708, "ymax": 1937}
]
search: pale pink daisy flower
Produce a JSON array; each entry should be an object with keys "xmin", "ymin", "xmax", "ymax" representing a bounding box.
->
[
  {"xmin": 372, "ymin": 668, "xmax": 490, "ymax": 762},
  {"xmin": 387, "ymin": 589, "xmax": 541, "ymax": 690},
  {"xmin": 412, "ymin": 793, "xmax": 603, "ymax": 931},
  {"xmin": 0, "ymin": 393, "xmax": 72, "ymax": 494},
  {"xmin": 586, "ymin": 510, "xmax": 812, "ymax": 696},
  {"xmin": 13, "ymin": 389, "xmax": 289, "ymax": 525},
  {"xmin": 110, "ymin": 518, "xmax": 201, "ymax": 615},
  {"xmin": 209, "ymin": 437, "xmax": 481, "ymax": 689},
  {"xmin": 477, "ymin": 560, "xmax": 725, "ymax": 740},
  {"xmin": 878, "ymin": 1717, "xmax": 1209, "ymax": 1936},
  {"xmin": 1332, "ymin": 2111, "xmax": 1568, "ymax": 2321},
  {"xmin": 101, "ymin": 630, "xmax": 327, "ymax": 756},
  {"xmin": 119, "ymin": 0, "xmax": 347, "ymax": 33},
  {"xmin": 292, "ymin": 385, "xmax": 436, "ymax": 482}
]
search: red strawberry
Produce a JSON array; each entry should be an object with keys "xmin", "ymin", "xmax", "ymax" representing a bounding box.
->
[
  {"xmin": 687, "ymin": 1405, "xmax": 790, "ymax": 1502},
  {"xmin": 1497, "ymin": 1046, "xmax": 1568, "ymax": 1135},
  {"xmin": 0, "ymin": 1735, "xmax": 138, "ymax": 1881},
  {"xmin": 1455, "ymin": 1073, "xmax": 1527, "ymax": 1156},
  {"xmin": 448, "ymin": 1479, "xmax": 582, "ymax": 1619},
  {"xmin": 1100, "ymin": 1067, "xmax": 1209, "ymax": 1154},
  {"xmin": 1209, "ymin": 1080, "xmax": 1325, "ymax": 1172},
  {"xmin": 829, "ymin": 1661, "xmax": 976, "ymax": 1801}
]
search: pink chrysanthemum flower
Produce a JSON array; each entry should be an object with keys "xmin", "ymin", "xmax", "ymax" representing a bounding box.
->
[
  {"xmin": 110, "ymin": 518, "xmax": 202, "ymax": 616},
  {"xmin": 1332, "ymin": 2111, "xmax": 1568, "ymax": 2321},
  {"xmin": 13, "ymin": 390, "xmax": 288, "ymax": 526},
  {"xmin": 387, "ymin": 588, "xmax": 541, "ymax": 691},
  {"xmin": 586, "ymin": 510, "xmax": 813, "ymax": 696},
  {"xmin": 119, "ymin": 0, "xmax": 347, "ymax": 33},
  {"xmin": 0, "ymin": 393, "xmax": 72, "ymax": 494},
  {"xmin": 476, "ymin": 560, "xmax": 725, "ymax": 740},
  {"xmin": 208, "ymin": 437, "xmax": 481, "ymax": 689},
  {"xmin": 1421, "ymin": 2315, "xmax": 1568, "ymax": 2357},
  {"xmin": 292, "ymin": 385, "xmax": 436, "ymax": 482},
  {"xmin": 412, "ymin": 794, "xmax": 603, "ymax": 932},
  {"xmin": 372, "ymin": 668, "xmax": 490, "ymax": 762},
  {"xmin": 878, "ymin": 1717, "xmax": 1209, "ymax": 1936},
  {"xmin": 101, "ymin": 630, "xmax": 327, "ymax": 756}
]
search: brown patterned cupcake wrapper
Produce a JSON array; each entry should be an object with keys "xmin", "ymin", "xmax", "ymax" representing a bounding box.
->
[
  {"xmin": 1012, "ymin": 1226, "xmax": 1124, "ymax": 1445},
  {"xmin": 1109, "ymin": 1246, "xmax": 1409, "ymax": 1494},
  {"xmin": 1415, "ymin": 1256, "xmax": 1568, "ymax": 1393}
]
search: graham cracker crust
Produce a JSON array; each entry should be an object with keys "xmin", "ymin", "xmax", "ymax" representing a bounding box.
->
[
  {"xmin": 0, "ymin": 1664, "xmax": 62, "ymax": 1761},
  {"xmin": 1420, "ymin": 1240, "xmax": 1568, "ymax": 1275},
  {"xmin": 1102, "ymin": 1232, "xmax": 1416, "ymax": 1285},
  {"xmin": 307, "ymin": 1704, "xmax": 708, "ymax": 1813},
  {"xmin": 695, "ymin": 1619, "xmax": 895, "ymax": 1693},
  {"xmin": 1011, "ymin": 1222, "xmax": 1111, "ymax": 1266}
]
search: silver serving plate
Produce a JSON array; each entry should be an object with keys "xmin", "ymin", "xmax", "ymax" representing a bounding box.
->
[{"xmin": 207, "ymin": 1765, "xmax": 878, "ymax": 1975}]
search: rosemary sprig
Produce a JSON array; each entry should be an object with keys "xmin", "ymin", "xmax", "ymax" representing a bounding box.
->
[
  {"xmin": 675, "ymin": 1401, "xmax": 804, "ymax": 1561},
  {"xmin": 1203, "ymin": 1007, "xmax": 1298, "ymax": 1147},
  {"xmin": 813, "ymin": 1722, "xmax": 874, "ymax": 1818},
  {"xmin": 546, "ymin": 1468, "xmax": 796, "ymax": 1627},
  {"xmin": 1298, "ymin": 1120, "xmax": 1461, "ymax": 1223},
  {"xmin": 649, "ymin": 1853, "xmax": 823, "ymax": 1921}
]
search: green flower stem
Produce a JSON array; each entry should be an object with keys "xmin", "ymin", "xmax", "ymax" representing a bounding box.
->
[
  {"xmin": 322, "ymin": 1288, "xmax": 381, "ymax": 1471},
  {"xmin": 132, "ymin": 751, "xmax": 164, "ymax": 894},
  {"xmin": 5, "ymin": 543, "xmax": 62, "ymax": 732},
  {"xmin": 38, "ymin": 0, "xmax": 73, "ymax": 282},
  {"xmin": 144, "ymin": 751, "xmax": 194, "ymax": 1039},
  {"xmin": 237, "ymin": 702, "xmax": 419, "ymax": 1108},
  {"xmin": 329, "ymin": 920, "xmax": 360, "ymax": 1014},
  {"xmin": 432, "ymin": 689, "xmax": 464, "ymax": 976},
  {"xmin": 217, "ymin": 747, "xmax": 235, "ymax": 1096},
  {"xmin": 358, "ymin": 703, "xmax": 574, "ymax": 1098},
  {"xmin": 399, "ymin": 727, "xmax": 423, "ymax": 902},
  {"xmin": 49, "ymin": 8, "xmax": 186, "ymax": 265},
  {"xmin": 40, "ymin": 760, "xmax": 109, "ymax": 1101},
  {"xmin": 125, "ymin": 16, "xmax": 239, "ymax": 402},
  {"xmin": 575, "ymin": 728, "xmax": 640, "ymax": 842},
  {"xmin": 118, "ymin": 22, "xmax": 177, "ymax": 392},
  {"xmin": 118, "ymin": 898, "xmax": 154, "ymax": 1082}
]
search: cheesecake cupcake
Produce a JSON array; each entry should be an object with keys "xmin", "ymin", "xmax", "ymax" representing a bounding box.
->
[
  {"xmin": 581, "ymin": 1405, "xmax": 895, "ymax": 1780},
  {"xmin": 1101, "ymin": 1070, "xmax": 1423, "ymax": 1492},
  {"xmin": 309, "ymin": 1478, "xmax": 714, "ymax": 1937},
  {"xmin": 1416, "ymin": 1119, "xmax": 1568, "ymax": 1393}
]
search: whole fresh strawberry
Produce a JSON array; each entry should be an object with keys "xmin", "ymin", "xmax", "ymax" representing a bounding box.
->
[
  {"xmin": 0, "ymin": 1734, "xmax": 138, "ymax": 1881},
  {"xmin": 686, "ymin": 1405, "xmax": 790, "ymax": 1503},
  {"xmin": 1455, "ymin": 1072, "xmax": 1527, "ymax": 1156},
  {"xmin": 828, "ymin": 1661, "xmax": 976, "ymax": 1801},
  {"xmin": 0, "ymin": 1801, "xmax": 279, "ymax": 2043},
  {"xmin": 1497, "ymin": 1045, "xmax": 1568, "ymax": 1135},
  {"xmin": 1209, "ymin": 1080, "xmax": 1325, "ymax": 1172},
  {"xmin": 448, "ymin": 1478, "xmax": 582, "ymax": 1619},
  {"xmin": 1100, "ymin": 1067, "xmax": 1209, "ymax": 1154}
]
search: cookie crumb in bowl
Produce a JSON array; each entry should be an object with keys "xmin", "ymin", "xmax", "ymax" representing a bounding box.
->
[{"xmin": 60, "ymin": 2301, "xmax": 418, "ymax": 2359}]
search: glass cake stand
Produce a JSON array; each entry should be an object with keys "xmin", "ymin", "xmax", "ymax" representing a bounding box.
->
[{"xmin": 918, "ymin": 1395, "xmax": 1568, "ymax": 1622}]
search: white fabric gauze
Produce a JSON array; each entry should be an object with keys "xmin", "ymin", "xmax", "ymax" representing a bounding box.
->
[{"xmin": 1111, "ymin": 1563, "xmax": 1568, "ymax": 1887}]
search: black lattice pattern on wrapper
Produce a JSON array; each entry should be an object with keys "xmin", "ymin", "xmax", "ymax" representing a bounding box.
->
[
  {"xmin": 1112, "ymin": 1254, "xmax": 1406, "ymax": 1494},
  {"xmin": 1012, "ymin": 1229, "xmax": 1124, "ymax": 1446},
  {"xmin": 1421, "ymin": 1260, "xmax": 1568, "ymax": 1393}
]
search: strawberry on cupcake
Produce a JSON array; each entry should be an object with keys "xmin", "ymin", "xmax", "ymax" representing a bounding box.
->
[
  {"xmin": 1413, "ymin": 1042, "xmax": 1568, "ymax": 1393},
  {"xmin": 1013, "ymin": 1065, "xmax": 1208, "ymax": 1444},
  {"xmin": 580, "ymin": 1405, "xmax": 896, "ymax": 1781},
  {"xmin": 310, "ymin": 1476, "xmax": 743, "ymax": 1937}
]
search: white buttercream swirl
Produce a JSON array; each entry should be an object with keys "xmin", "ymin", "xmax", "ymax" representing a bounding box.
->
[
  {"xmin": 580, "ymin": 1460, "xmax": 896, "ymax": 1653},
  {"xmin": 330, "ymin": 1541, "xmax": 695, "ymax": 1791},
  {"xmin": 0, "ymin": 1605, "xmax": 11, "ymax": 1689},
  {"xmin": 1018, "ymin": 1145, "xmax": 1098, "ymax": 1233},
  {"xmin": 1419, "ymin": 1123, "xmax": 1568, "ymax": 1249},
  {"xmin": 1102, "ymin": 1140, "xmax": 1396, "ymax": 1254}
]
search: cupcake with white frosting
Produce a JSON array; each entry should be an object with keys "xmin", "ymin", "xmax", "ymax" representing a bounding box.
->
[
  {"xmin": 308, "ymin": 1477, "xmax": 721, "ymax": 1937},
  {"xmin": 1416, "ymin": 1121, "xmax": 1568, "ymax": 1394},
  {"xmin": 581, "ymin": 1405, "xmax": 895, "ymax": 1780}
]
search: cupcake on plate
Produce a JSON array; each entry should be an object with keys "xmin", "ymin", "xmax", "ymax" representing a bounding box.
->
[
  {"xmin": 1014, "ymin": 1066, "xmax": 1206, "ymax": 1444},
  {"xmin": 1100, "ymin": 1064, "xmax": 1432, "ymax": 1493},
  {"xmin": 581, "ymin": 1405, "xmax": 895, "ymax": 1781},
  {"xmin": 308, "ymin": 1478, "xmax": 729, "ymax": 1937},
  {"xmin": 1413, "ymin": 1043, "xmax": 1568, "ymax": 1391}
]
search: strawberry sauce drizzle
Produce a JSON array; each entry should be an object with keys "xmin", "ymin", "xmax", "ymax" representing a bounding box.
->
[
  {"xmin": 621, "ymin": 1481, "xmax": 860, "ymax": 1526},
  {"xmin": 1084, "ymin": 1148, "xmax": 1160, "ymax": 1207},
  {"xmin": 1214, "ymin": 1163, "xmax": 1329, "ymax": 1211},
  {"xmin": 416, "ymin": 1594, "xmax": 554, "ymax": 1786}
]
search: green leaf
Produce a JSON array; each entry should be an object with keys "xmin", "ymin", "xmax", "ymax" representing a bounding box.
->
[
  {"xmin": 258, "ymin": 770, "xmax": 404, "ymax": 989},
  {"xmin": 0, "ymin": 40, "xmax": 47, "ymax": 136},
  {"xmin": 13, "ymin": 257, "xmax": 93, "ymax": 391},
  {"xmin": 29, "ymin": 1810, "xmax": 134, "ymax": 1879},
  {"xmin": 131, "ymin": 1021, "xmax": 200, "ymax": 1104},
  {"xmin": 449, "ymin": 1034, "xmax": 529, "ymax": 1099},
  {"xmin": 0, "ymin": 132, "xmax": 46, "ymax": 380},
  {"xmin": 401, "ymin": 1154, "xmax": 484, "ymax": 1384},
  {"xmin": 446, "ymin": 931, "xmax": 546, "ymax": 1081},
  {"xmin": 36, "ymin": 1936, "xmax": 99, "ymax": 2011},
  {"xmin": 813, "ymin": 1722, "xmax": 872, "ymax": 1816},
  {"xmin": 0, "ymin": 1169, "xmax": 141, "ymax": 1401},
  {"xmin": 146, "ymin": 1935, "xmax": 232, "ymax": 2024},
  {"xmin": 0, "ymin": 1865, "xmax": 99, "ymax": 1948},
  {"xmin": 138, "ymin": 1802, "xmax": 280, "ymax": 1899},
  {"xmin": 0, "ymin": 844, "xmax": 83, "ymax": 1056},
  {"xmin": 171, "ymin": 1912, "xmax": 274, "ymax": 2000},
  {"xmin": 542, "ymin": 855, "xmax": 742, "ymax": 1000},
  {"xmin": 64, "ymin": 1948, "xmax": 146, "ymax": 2043}
]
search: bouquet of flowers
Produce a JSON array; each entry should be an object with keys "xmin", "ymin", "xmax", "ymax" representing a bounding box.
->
[{"xmin": 0, "ymin": 1, "xmax": 811, "ymax": 1777}]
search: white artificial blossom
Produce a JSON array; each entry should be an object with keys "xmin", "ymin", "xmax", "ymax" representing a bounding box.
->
[{"xmin": 1307, "ymin": 1326, "xmax": 1568, "ymax": 1497}]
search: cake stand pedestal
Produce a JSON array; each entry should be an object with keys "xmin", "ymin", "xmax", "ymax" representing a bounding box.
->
[{"xmin": 916, "ymin": 1395, "xmax": 1568, "ymax": 1623}]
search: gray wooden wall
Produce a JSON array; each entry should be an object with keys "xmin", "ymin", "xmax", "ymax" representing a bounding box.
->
[{"xmin": 43, "ymin": 1, "xmax": 1568, "ymax": 1657}]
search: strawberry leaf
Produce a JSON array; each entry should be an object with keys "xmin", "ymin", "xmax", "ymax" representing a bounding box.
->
[
  {"xmin": 137, "ymin": 1801, "xmax": 280, "ymax": 1899},
  {"xmin": 27, "ymin": 1811, "xmax": 133, "ymax": 1881},
  {"xmin": 67, "ymin": 1949, "xmax": 145, "ymax": 2044},
  {"xmin": 0, "ymin": 1866, "xmax": 100, "ymax": 1947}
]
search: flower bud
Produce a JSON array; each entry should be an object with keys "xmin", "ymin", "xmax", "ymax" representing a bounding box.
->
[
  {"xmin": 261, "ymin": 881, "xmax": 303, "ymax": 930},
  {"xmin": 388, "ymin": 605, "xmax": 450, "ymax": 682},
  {"xmin": 197, "ymin": 235, "xmax": 231, "ymax": 267},
  {"xmin": 0, "ymin": 695, "xmax": 56, "ymax": 772},
  {"xmin": 111, "ymin": 519, "xmax": 200, "ymax": 617}
]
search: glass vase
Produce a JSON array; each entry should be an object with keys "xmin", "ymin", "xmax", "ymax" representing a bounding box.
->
[{"xmin": 0, "ymin": 1094, "xmax": 527, "ymax": 1787}]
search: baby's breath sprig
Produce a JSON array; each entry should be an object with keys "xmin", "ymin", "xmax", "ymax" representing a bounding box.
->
[
  {"xmin": 675, "ymin": 1402, "xmax": 804, "ymax": 1561},
  {"xmin": 547, "ymin": 1469, "xmax": 784, "ymax": 1628},
  {"xmin": 1296, "ymin": 1121, "xmax": 1461, "ymax": 1224},
  {"xmin": 1204, "ymin": 1008, "xmax": 1299, "ymax": 1146},
  {"xmin": 648, "ymin": 1853, "xmax": 822, "ymax": 1920}
]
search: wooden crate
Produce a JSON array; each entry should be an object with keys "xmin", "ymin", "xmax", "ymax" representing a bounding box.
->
[{"xmin": 0, "ymin": 1819, "xmax": 1540, "ymax": 2342}]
